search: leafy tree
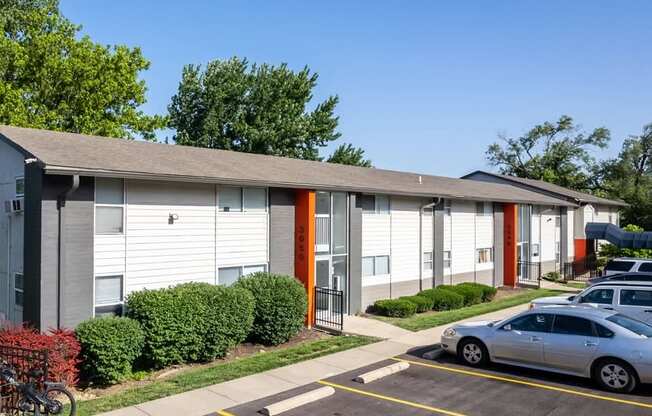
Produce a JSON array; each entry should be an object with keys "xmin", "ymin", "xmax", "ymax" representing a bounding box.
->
[
  {"xmin": 0, "ymin": 0, "xmax": 165, "ymax": 139},
  {"xmin": 486, "ymin": 115, "xmax": 610, "ymax": 191},
  {"xmin": 168, "ymin": 57, "xmax": 341, "ymax": 160},
  {"xmin": 598, "ymin": 224, "xmax": 652, "ymax": 258},
  {"xmin": 327, "ymin": 143, "xmax": 372, "ymax": 167},
  {"xmin": 598, "ymin": 123, "xmax": 652, "ymax": 229}
]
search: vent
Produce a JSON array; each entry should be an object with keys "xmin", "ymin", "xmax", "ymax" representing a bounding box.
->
[{"xmin": 4, "ymin": 198, "xmax": 24, "ymax": 214}]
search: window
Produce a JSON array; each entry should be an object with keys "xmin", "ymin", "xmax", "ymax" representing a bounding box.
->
[
  {"xmin": 443, "ymin": 199, "xmax": 452, "ymax": 216},
  {"xmin": 316, "ymin": 192, "xmax": 330, "ymax": 215},
  {"xmin": 423, "ymin": 252, "xmax": 433, "ymax": 271},
  {"xmin": 219, "ymin": 187, "xmax": 242, "ymax": 212},
  {"xmin": 638, "ymin": 263, "xmax": 652, "ymax": 273},
  {"xmin": 362, "ymin": 255, "xmax": 390, "ymax": 276},
  {"xmin": 555, "ymin": 216, "xmax": 561, "ymax": 227},
  {"xmin": 362, "ymin": 195, "xmax": 389, "ymax": 214},
  {"xmin": 580, "ymin": 288, "xmax": 613, "ymax": 305},
  {"xmin": 443, "ymin": 251, "xmax": 452, "ymax": 268},
  {"xmin": 475, "ymin": 201, "xmax": 492, "ymax": 216},
  {"xmin": 14, "ymin": 273, "xmax": 23, "ymax": 308},
  {"xmin": 531, "ymin": 243, "xmax": 540, "ymax": 257},
  {"xmin": 244, "ymin": 188, "xmax": 266, "ymax": 212},
  {"xmin": 607, "ymin": 314, "xmax": 652, "ymax": 337},
  {"xmin": 95, "ymin": 275, "xmax": 123, "ymax": 316},
  {"xmin": 219, "ymin": 264, "xmax": 267, "ymax": 285},
  {"xmin": 605, "ymin": 260, "xmax": 635, "ymax": 272},
  {"xmin": 15, "ymin": 177, "xmax": 25, "ymax": 197},
  {"xmin": 476, "ymin": 248, "xmax": 493, "ymax": 264},
  {"xmin": 595, "ymin": 323, "xmax": 615, "ymax": 338},
  {"xmin": 506, "ymin": 313, "xmax": 553, "ymax": 333},
  {"xmin": 551, "ymin": 315, "xmax": 594, "ymax": 337},
  {"xmin": 220, "ymin": 187, "xmax": 267, "ymax": 212},
  {"xmin": 95, "ymin": 178, "xmax": 124, "ymax": 235},
  {"xmin": 620, "ymin": 289, "xmax": 652, "ymax": 307}
]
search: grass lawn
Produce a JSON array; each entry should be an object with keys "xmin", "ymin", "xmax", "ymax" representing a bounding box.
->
[
  {"xmin": 73, "ymin": 335, "xmax": 377, "ymax": 416},
  {"xmin": 563, "ymin": 281, "xmax": 588, "ymax": 289},
  {"xmin": 374, "ymin": 289, "xmax": 566, "ymax": 331}
]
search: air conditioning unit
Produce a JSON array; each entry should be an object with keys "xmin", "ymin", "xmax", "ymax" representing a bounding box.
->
[{"xmin": 4, "ymin": 198, "xmax": 23, "ymax": 214}]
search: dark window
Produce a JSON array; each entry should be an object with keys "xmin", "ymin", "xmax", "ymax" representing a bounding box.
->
[
  {"xmin": 620, "ymin": 289, "xmax": 652, "ymax": 307},
  {"xmin": 360, "ymin": 195, "xmax": 375, "ymax": 212},
  {"xmin": 605, "ymin": 260, "xmax": 635, "ymax": 272},
  {"xmin": 638, "ymin": 263, "xmax": 652, "ymax": 273},
  {"xmin": 506, "ymin": 314, "xmax": 553, "ymax": 333},
  {"xmin": 579, "ymin": 289, "xmax": 614, "ymax": 305},
  {"xmin": 594, "ymin": 323, "xmax": 615, "ymax": 338},
  {"xmin": 552, "ymin": 315, "xmax": 594, "ymax": 337},
  {"xmin": 607, "ymin": 314, "xmax": 652, "ymax": 337}
]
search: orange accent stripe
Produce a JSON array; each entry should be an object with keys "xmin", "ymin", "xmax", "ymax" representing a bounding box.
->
[{"xmin": 295, "ymin": 189, "xmax": 316, "ymax": 326}]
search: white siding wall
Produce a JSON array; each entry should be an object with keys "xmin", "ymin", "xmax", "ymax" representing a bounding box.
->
[
  {"xmin": 444, "ymin": 211, "xmax": 452, "ymax": 277},
  {"xmin": 390, "ymin": 197, "xmax": 420, "ymax": 283},
  {"xmin": 450, "ymin": 201, "xmax": 476, "ymax": 276},
  {"xmin": 361, "ymin": 214, "xmax": 391, "ymax": 258},
  {"xmin": 422, "ymin": 212, "xmax": 433, "ymax": 252},
  {"xmin": 0, "ymin": 141, "xmax": 24, "ymax": 322},
  {"xmin": 216, "ymin": 211, "xmax": 268, "ymax": 269},
  {"xmin": 475, "ymin": 204, "xmax": 494, "ymax": 272},
  {"xmin": 531, "ymin": 208, "xmax": 541, "ymax": 262},
  {"xmin": 540, "ymin": 207, "xmax": 559, "ymax": 264}
]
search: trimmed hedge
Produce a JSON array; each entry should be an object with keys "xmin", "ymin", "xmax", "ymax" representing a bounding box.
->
[
  {"xmin": 374, "ymin": 299, "xmax": 417, "ymax": 317},
  {"xmin": 399, "ymin": 295, "xmax": 433, "ymax": 313},
  {"xmin": 76, "ymin": 317, "xmax": 145, "ymax": 385},
  {"xmin": 438, "ymin": 284, "xmax": 483, "ymax": 306},
  {"xmin": 126, "ymin": 282, "xmax": 254, "ymax": 368},
  {"xmin": 418, "ymin": 288, "xmax": 464, "ymax": 311},
  {"xmin": 457, "ymin": 282, "xmax": 498, "ymax": 302},
  {"xmin": 234, "ymin": 273, "xmax": 307, "ymax": 346}
]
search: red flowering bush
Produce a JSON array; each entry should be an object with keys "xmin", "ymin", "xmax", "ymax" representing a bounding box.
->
[{"xmin": 0, "ymin": 324, "xmax": 81, "ymax": 386}]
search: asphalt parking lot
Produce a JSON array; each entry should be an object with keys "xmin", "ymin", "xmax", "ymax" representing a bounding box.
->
[{"xmin": 211, "ymin": 348, "xmax": 652, "ymax": 416}]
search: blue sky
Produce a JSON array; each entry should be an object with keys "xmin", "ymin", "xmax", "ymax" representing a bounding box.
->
[{"xmin": 60, "ymin": 0, "xmax": 652, "ymax": 177}]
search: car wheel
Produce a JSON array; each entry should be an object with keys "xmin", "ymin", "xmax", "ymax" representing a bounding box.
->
[
  {"xmin": 593, "ymin": 359, "xmax": 638, "ymax": 393},
  {"xmin": 457, "ymin": 338, "xmax": 489, "ymax": 367}
]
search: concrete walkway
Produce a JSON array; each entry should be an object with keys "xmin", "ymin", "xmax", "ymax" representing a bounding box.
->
[
  {"xmin": 540, "ymin": 279, "xmax": 585, "ymax": 292},
  {"xmin": 100, "ymin": 304, "xmax": 530, "ymax": 416}
]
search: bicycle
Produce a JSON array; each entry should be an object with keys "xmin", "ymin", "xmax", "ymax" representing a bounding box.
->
[{"xmin": 0, "ymin": 361, "xmax": 76, "ymax": 415}]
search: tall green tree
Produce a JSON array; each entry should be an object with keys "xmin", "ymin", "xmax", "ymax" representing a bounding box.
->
[
  {"xmin": 327, "ymin": 143, "xmax": 372, "ymax": 167},
  {"xmin": 486, "ymin": 115, "xmax": 610, "ymax": 191},
  {"xmin": 168, "ymin": 57, "xmax": 341, "ymax": 160},
  {"xmin": 0, "ymin": 0, "xmax": 165, "ymax": 139},
  {"xmin": 598, "ymin": 123, "xmax": 652, "ymax": 229}
]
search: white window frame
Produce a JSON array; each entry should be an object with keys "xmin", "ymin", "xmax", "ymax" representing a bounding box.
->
[
  {"xmin": 93, "ymin": 274, "xmax": 124, "ymax": 317},
  {"xmin": 218, "ymin": 186, "xmax": 268, "ymax": 213},
  {"xmin": 361, "ymin": 255, "xmax": 391, "ymax": 276},
  {"xmin": 14, "ymin": 272, "xmax": 24, "ymax": 308},
  {"xmin": 443, "ymin": 250, "xmax": 452, "ymax": 269},
  {"xmin": 476, "ymin": 248, "xmax": 493, "ymax": 264},
  {"xmin": 15, "ymin": 176, "xmax": 25, "ymax": 198},
  {"xmin": 217, "ymin": 263, "xmax": 268, "ymax": 285},
  {"xmin": 475, "ymin": 201, "xmax": 492, "ymax": 216},
  {"xmin": 362, "ymin": 195, "xmax": 390, "ymax": 215},
  {"xmin": 423, "ymin": 251, "xmax": 433, "ymax": 271},
  {"xmin": 94, "ymin": 178, "xmax": 125, "ymax": 235}
]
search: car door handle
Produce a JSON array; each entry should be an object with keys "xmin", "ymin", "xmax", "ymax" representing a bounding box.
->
[
  {"xmin": 644, "ymin": 310, "xmax": 652, "ymax": 313},
  {"xmin": 530, "ymin": 336, "xmax": 542, "ymax": 342},
  {"xmin": 585, "ymin": 341, "xmax": 598, "ymax": 347},
  {"xmin": 602, "ymin": 307, "xmax": 614, "ymax": 310}
]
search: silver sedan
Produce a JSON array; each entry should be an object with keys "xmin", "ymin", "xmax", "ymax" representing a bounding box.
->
[{"xmin": 441, "ymin": 305, "xmax": 652, "ymax": 393}]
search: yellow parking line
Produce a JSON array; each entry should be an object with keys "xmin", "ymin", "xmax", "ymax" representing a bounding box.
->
[
  {"xmin": 318, "ymin": 380, "xmax": 467, "ymax": 416},
  {"xmin": 216, "ymin": 410, "xmax": 236, "ymax": 416},
  {"xmin": 393, "ymin": 357, "xmax": 652, "ymax": 410}
]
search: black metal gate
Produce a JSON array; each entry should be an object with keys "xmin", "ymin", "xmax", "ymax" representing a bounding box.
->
[
  {"xmin": 517, "ymin": 261, "xmax": 541, "ymax": 288},
  {"xmin": 314, "ymin": 287, "xmax": 344, "ymax": 333},
  {"xmin": 0, "ymin": 345, "xmax": 49, "ymax": 415}
]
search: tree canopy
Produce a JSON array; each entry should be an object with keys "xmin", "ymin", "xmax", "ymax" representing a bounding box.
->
[
  {"xmin": 486, "ymin": 115, "xmax": 610, "ymax": 191},
  {"xmin": 0, "ymin": 0, "xmax": 164, "ymax": 139},
  {"xmin": 168, "ymin": 57, "xmax": 343, "ymax": 160},
  {"xmin": 327, "ymin": 143, "xmax": 372, "ymax": 167}
]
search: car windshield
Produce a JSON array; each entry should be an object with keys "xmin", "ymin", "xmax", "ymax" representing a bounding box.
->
[{"xmin": 606, "ymin": 314, "xmax": 652, "ymax": 337}]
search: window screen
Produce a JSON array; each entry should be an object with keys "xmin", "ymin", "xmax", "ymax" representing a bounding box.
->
[
  {"xmin": 243, "ymin": 264, "xmax": 266, "ymax": 276},
  {"xmin": 375, "ymin": 195, "xmax": 390, "ymax": 214},
  {"xmin": 219, "ymin": 187, "xmax": 242, "ymax": 212},
  {"xmin": 423, "ymin": 252, "xmax": 433, "ymax": 270},
  {"xmin": 95, "ymin": 275, "xmax": 123, "ymax": 306},
  {"xmin": 362, "ymin": 257, "xmax": 375, "ymax": 277},
  {"xmin": 375, "ymin": 256, "xmax": 390, "ymax": 275},
  {"xmin": 244, "ymin": 188, "xmax": 266, "ymax": 212},
  {"xmin": 219, "ymin": 267, "xmax": 241, "ymax": 286},
  {"xmin": 96, "ymin": 206, "xmax": 124, "ymax": 234},
  {"xmin": 96, "ymin": 178, "xmax": 124, "ymax": 204}
]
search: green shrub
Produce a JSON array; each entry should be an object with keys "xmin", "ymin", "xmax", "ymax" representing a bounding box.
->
[
  {"xmin": 418, "ymin": 288, "xmax": 464, "ymax": 311},
  {"xmin": 542, "ymin": 272, "xmax": 561, "ymax": 282},
  {"xmin": 399, "ymin": 295, "xmax": 433, "ymax": 313},
  {"xmin": 373, "ymin": 299, "xmax": 417, "ymax": 318},
  {"xmin": 457, "ymin": 282, "xmax": 498, "ymax": 302},
  {"xmin": 76, "ymin": 316, "xmax": 144, "ymax": 385},
  {"xmin": 438, "ymin": 284, "xmax": 483, "ymax": 306},
  {"xmin": 126, "ymin": 282, "xmax": 254, "ymax": 368},
  {"xmin": 234, "ymin": 273, "xmax": 307, "ymax": 346}
]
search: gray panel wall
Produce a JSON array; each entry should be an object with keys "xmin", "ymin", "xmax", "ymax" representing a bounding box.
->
[
  {"xmin": 39, "ymin": 175, "xmax": 94, "ymax": 329},
  {"xmin": 348, "ymin": 193, "xmax": 363, "ymax": 314},
  {"xmin": 433, "ymin": 202, "xmax": 445, "ymax": 287},
  {"xmin": 560, "ymin": 207, "xmax": 570, "ymax": 264},
  {"xmin": 493, "ymin": 203, "xmax": 504, "ymax": 286},
  {"xmin": 23, "ymin": 164, "xmax": 42, "ymax": 326},
  {"xmin": 268, "ymin": 188, "xmax": 295, "ymax": 276}
]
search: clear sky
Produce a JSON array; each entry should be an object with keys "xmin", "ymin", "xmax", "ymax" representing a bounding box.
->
[{"xmin": 60, "ymin": 0, "xmax": 652, "ymax": 177}]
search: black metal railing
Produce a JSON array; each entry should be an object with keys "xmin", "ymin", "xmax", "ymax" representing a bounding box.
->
[
  {"xmin": 314, "ymin": 287, "xmax": 344, "ymax": 333},
  {"xmin": 0, "ymin": 345, "xmax": 49, "ymax": 415},
  {"xmin": 517, "ymin": 261, "xmax": 541, "ymax": 287},
  {"xmin": 562, "ymin": 254, "xmax": 602, "ymax": 282}
]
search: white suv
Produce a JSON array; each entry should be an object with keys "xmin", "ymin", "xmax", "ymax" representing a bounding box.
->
[
  {"xmin": 604, "ymin": 258, "xmax": 652, "ymax": 276},
  {"xmin": 531, "ymin": 282, "xmax": 652, "ymax": 324}
]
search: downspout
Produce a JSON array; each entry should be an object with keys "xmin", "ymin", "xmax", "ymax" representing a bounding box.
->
[
  {"xmin": 419, "ymin": 198, "xmax": 441, "ymax": 291},
  {"xmin": 56, "ymin": 175, "xmax": 79, "ymax": 329}
]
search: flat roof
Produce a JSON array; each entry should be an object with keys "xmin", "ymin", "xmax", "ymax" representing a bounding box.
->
[
  {"xmin": 0, "ymin": 125, "xmax": 578, "ymax": 206},
  {"xmin": 462, "ymin": 170, "xmax": 627, "ymax": 207}
]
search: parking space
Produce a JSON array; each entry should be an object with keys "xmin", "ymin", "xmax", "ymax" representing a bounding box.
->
[{"xmin": 212, "ymin": 350, "xmax": 652, "ymax": 416}]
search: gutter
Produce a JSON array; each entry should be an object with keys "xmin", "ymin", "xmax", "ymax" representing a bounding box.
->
[{"xmin": 56, "ymin": 175, "xmax": 79, "ymax": 329}]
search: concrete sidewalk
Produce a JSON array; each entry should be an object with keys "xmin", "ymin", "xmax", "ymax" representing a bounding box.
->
[{"xmin": 100, "ymin": 304, "xmax": 529, "ymax": 416}]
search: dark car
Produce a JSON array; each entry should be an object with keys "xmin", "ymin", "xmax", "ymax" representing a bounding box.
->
[{"xmin": 588, "ymin": 272, "xmax": 652, "ymax": 286}]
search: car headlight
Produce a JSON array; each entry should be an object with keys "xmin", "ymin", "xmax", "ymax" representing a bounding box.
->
[{"xmin": 443, "ymin": 328, "xmax": 456, "ymax": 337}]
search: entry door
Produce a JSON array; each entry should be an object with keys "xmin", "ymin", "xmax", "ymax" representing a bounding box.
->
[{"xmin": 315, "ymin": 256, "xmax": 346, "ymax": 314}]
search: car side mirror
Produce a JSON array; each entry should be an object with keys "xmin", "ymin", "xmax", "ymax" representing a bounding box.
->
[
  {"xmin": 569, "ymin": 295, "xmax": 577, "ymax": 302},
  {"xmin": 502, "ymin": 324, "xmax": 512, "ymax": 331}
]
